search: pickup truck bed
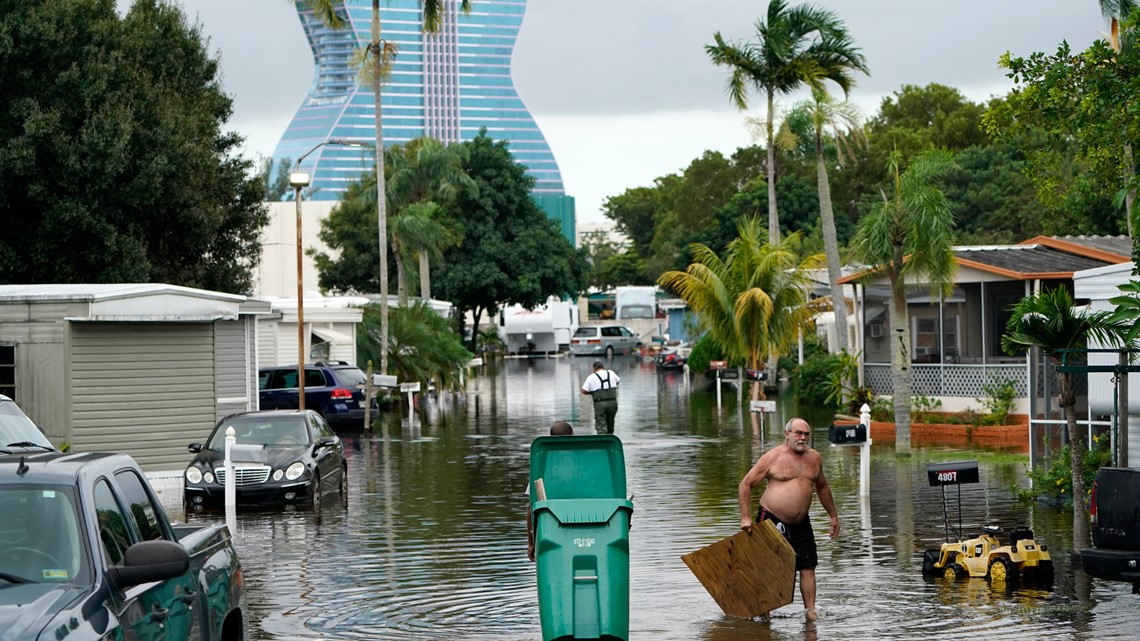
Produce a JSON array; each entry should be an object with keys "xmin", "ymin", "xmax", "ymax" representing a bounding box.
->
[{"xmin": 0, "ymin": 451, "xmax": 244, "ymax": 640}]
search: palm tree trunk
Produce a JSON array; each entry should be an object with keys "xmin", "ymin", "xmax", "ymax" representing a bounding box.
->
[
  {"xmin": 372, "ymin": 0, "xmax": 390, "ymax": 374},
  {"xmin": 1060, "ymin": 374, "xmax": 1091, "ymax": 549},
  {"xmin": 393, "ymin": 236, "xmax": 408, "ymax": 306},
  {"xmin": 816, "ymin": 131, "xmax": 848, "ymax": 353},
  {"xmin": 889, "ymin": 268, "xmax": 912, "ymax": 454},
  {"xmin": 766, "ymin": 89, "xmax": 780, "ymax": 248},
  {"xmin": 419, "ymin": 252, "xmax": 431, "ymax": 300}
]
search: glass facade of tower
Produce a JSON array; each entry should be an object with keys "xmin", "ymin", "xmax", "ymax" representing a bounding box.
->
[{"xmin": 272, "ymin": 0, "xmax": 573, "ymax": 238}]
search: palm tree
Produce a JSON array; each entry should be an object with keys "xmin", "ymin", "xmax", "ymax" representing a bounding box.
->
[
  {"xmin": 706, "ymin": 0, "xmax": 868, "ymax": 249},
  {"xmin": 1002, "ymin": 286, "xmax": 1134, "ymax": 550},
  {"xmin": 658, "ymin": 217, "xmax": 823, "ymax": 403},
  {"xmin": 384, "ymin": 137, "xmax": 473, "ymax": 305},
  {"xmin": 390, "ymin": 201, "xmax": 461, "ymax": 301},
  {"xmin": 299, "ymin": 0, "xmax": 473, "ymax": 374},
  {"xmin": 850, "ymin": 149, "xmax": 958, "ymax": 454},
  {"xmin": 779, "ymin": 88, "xmax": 865, "ymax": 353}
]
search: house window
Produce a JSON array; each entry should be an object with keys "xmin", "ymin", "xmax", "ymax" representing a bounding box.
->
[{"xmin": 0, "ymin": 345, "xmax": 14, "ymax": 400}]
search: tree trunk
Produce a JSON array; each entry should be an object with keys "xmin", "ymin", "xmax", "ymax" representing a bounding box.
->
[
  {"xmin": 889, "ymin": 268, "xmax": 912, "ymax": 454},
  {"xmin": 816, "ymin": 130, "xmax": 847, "ymax": 354},
  {"xmin": 393, "ymin": 236, "xmax": 408, "ymax": 306},
  {"xmin": 1124, "ymin": 143, "xmax": 1135, "ymax": 238},
  {"xmin": 419, "ymin": 252, "xmax": 431, "ymax": 300},
  {"xmin": 372, "ymin": 0, "xmax": 390, "ymax": 374},
  {"xmin": 1060, "ymin": 374, "xmax": 1090, "ymax": 550},
  {"xmin": 766, "ymin": 89, "xmax": 779, "ymax": 248}
]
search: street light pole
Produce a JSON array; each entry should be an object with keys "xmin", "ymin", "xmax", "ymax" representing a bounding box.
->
[
  {"xmin": 289, "ymin": 138, "xmax": 366, "ymax": 412},
  {"xmin": 289, "ymin": 173, "xmax": 310, "ymax": 411}
]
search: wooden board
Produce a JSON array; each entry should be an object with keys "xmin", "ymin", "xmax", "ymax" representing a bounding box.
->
[{"xmin": 680, "ymin": 521, "xmax": 796, "ymax": 618}]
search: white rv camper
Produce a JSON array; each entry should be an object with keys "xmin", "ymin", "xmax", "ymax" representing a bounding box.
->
[
  {"xmin": 615, "ymin": 286, "xmax": 657, "ymax": 320},
  {"xmin": 499, "ymin": 297, "xmax": 579, "ymax": 355}
]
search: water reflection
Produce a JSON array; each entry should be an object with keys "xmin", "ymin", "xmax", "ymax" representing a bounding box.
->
[{"xmin": 165, "ymin": 355, "xmax": 1140, "ymax": 641}]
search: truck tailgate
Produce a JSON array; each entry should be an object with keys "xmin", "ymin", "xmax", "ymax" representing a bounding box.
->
[{"xmin": 1091, "ymin": 468, "xmax": 1140, "ymax": 550}]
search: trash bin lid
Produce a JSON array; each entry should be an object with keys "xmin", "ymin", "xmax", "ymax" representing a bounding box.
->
[{"xmin": 529, "ymin": 434, "xmax": 626, "ymax": 503}]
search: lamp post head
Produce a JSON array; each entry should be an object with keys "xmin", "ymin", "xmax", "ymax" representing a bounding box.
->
[{"xmin": 289, "ymin": 172, "xmax": 311, "ymax": 188}]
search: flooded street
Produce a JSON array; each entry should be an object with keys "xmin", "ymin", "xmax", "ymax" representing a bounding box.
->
[{"xmin": 165, "ymin": 356, "xmax": 1140, "ymax": 641}]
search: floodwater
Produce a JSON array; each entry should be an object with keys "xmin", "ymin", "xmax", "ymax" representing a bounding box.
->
[{"xmin": 165, "ymin": 356, "xmax": 1140, "ymax": 641}]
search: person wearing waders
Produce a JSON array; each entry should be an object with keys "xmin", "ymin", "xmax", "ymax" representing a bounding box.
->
[{"xmin": 580, "ymin": 361, "xmax": 620, "ymax": 434}]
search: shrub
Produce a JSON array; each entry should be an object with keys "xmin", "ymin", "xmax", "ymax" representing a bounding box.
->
[
  {"xmin": 1017, "ymin": 433, "xmax": 1114, "ymax": 505},
  {"xmin": 791, "ymin": 352, "xmax": 840, "ymax": 408},
  {"xmin": 979, "ymin": 378, "xmax": 1017, "ymax": 425},
  {"xmin": 685, "ymin": 334, "xmax": 719, "ymax": 374}
]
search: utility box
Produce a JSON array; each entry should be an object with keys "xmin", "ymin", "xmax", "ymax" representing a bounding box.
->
[
  {"xmin": 530, "ymin": 435, "xmax": 633, "ymax": 641},
  {"xmin": 828, "ymin": 423, "xmax": 867, "ymax": 445}
]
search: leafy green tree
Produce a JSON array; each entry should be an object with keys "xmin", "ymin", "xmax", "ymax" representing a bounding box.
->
[
  {"xmin": 596, "ymin": 250, "xmax": 652, "ymax": 290},
  {"xmin": 602, "ymin": 187, "xmax": 660, "ymax": 259},
  {"xmin": 984, "ymin": 38, "xmax": 1136, "ymax": 243},
  {"xmin": 706, "ymin": 0, "xmax": 868, "ymax": 247},
  {"xmin": 850, "ymin": 150, "xmax": 958, "ymax": 454},
  {"xmin": 301, "ymin": 0, "xmax": 473, "ymax": 374},
  {"xmin": 698, "ymin": 174, "xmax": 825, "ymax": 259},
  {"xmin": 0, "ymin": 0, "xmax": 268, "ymax": 293},
  {"xmin": 780, "ymin": 89, "xmax": 865, "ymax": 352},
  {"xmin": 432, "ymin": 133, "xmax": 591, "ymax": 339},
  {"xmin": 1002, "ymin": 286, "xmax": 1133, "ymax": 550},
  {"xmin": 658, "ymin": 217, "xmax": 823, "ymax": 403}
]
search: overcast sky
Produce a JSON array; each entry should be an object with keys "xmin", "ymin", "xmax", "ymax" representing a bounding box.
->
[{"xmin": 155, "ymin": 1, "xmax": 1107, "ymax": 223}]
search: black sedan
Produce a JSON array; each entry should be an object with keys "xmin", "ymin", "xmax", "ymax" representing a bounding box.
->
[{"xmin": 183, "ymin": 410, "xmax": 346, "ymax": 510}]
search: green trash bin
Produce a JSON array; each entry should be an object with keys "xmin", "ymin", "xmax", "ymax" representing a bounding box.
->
[{"xmin": 530, "ymin": 434, "xmax": 633, "ymax": 641}]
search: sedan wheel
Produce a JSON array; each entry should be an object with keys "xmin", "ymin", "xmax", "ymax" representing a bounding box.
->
[{"xmin": 311, "ymin": 476, "xmax": 322, "ymax": 509}]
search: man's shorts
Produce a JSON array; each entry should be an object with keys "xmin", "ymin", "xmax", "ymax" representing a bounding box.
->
[{"xmin": 757, "ymin": 506, "xmax": 819, "ymax": 570}]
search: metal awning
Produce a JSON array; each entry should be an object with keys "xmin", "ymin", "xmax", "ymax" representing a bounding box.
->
[{"xmin": 311, "ymin": 327, "xmax": 353, "ymax": 345}]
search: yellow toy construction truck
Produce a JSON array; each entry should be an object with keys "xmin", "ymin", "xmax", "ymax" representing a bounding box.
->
[{"xmin": 920, "ymin": 461, "xmax": 1054, "ymax": 586}]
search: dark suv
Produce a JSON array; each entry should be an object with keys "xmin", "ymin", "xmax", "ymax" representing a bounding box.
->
[{"xmin": 258, "ymin": 362, "xmax": 376, "ymax": 429}]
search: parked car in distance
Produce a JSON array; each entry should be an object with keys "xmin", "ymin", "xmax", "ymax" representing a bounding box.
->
[
  {"xmin": 184, "ymin": 409, "xmax": 346, "ymax": 511},
  {"xmin": 569, "ymin": 325, "xmax": 642, "ymax": 357},
  {"xmin": 258, "ymin": 361, "xmax": 375, "ymax": 429},
  {"xmin": 0, "ymin": 451, "xmax": 244, "ymax": 641},
  {"xmin": 0, "ymin": 393, "xmax": 55, "ymax": 454}
]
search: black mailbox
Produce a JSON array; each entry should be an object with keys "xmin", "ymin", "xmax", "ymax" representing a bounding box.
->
[
  {"xmin": 744, "ymin": 369, "xmax": 767, "ymax": 382},
  {"xmin": 827, "ymin": 423, "xmax": 867, "ymax": 445},
  {"xmin": 926, "ymin": 460, "xmax": 980, "ymax": 486}
]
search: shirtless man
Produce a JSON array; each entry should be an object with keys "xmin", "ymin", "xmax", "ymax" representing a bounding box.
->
[{"xmin": 739, "ymin": 417, "xmax": 839, "ymax": 620}]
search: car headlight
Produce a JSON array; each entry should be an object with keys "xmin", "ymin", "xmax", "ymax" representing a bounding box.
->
[
  {"xmin": 185, "ymin": 467, "xmax": 202, "ymax": 484},
  {"xmin": 204, "ymin": 471, "xmax": 215, "ymax": 484},
  {"xmin": 273, "ymin": 469, "xmax": 284, "ymax": 481},
  {"xmin": 285, "ymin": 462, "xmax": 305, "ymax": 481}
]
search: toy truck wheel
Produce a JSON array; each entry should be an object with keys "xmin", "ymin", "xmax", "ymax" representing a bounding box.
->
[
  {"xmin": 987, "ymin": 557, "xmax": 1018, "ymax": 584},
  {"xmin": 943, "ymin": 562, "xmax": 966, "ymax": 581},
  {"xmin": 922, "ymin": 550, "xmax": 939, "ymax": 576},
  {"xmin": 1034, "ymin": 560, "xmax": 1054, "ymax": 587}
]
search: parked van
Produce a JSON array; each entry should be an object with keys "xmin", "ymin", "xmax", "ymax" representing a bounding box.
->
[{"xmin": 569, "ymin": 324, "xmax": 641, "ymax": 357}]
